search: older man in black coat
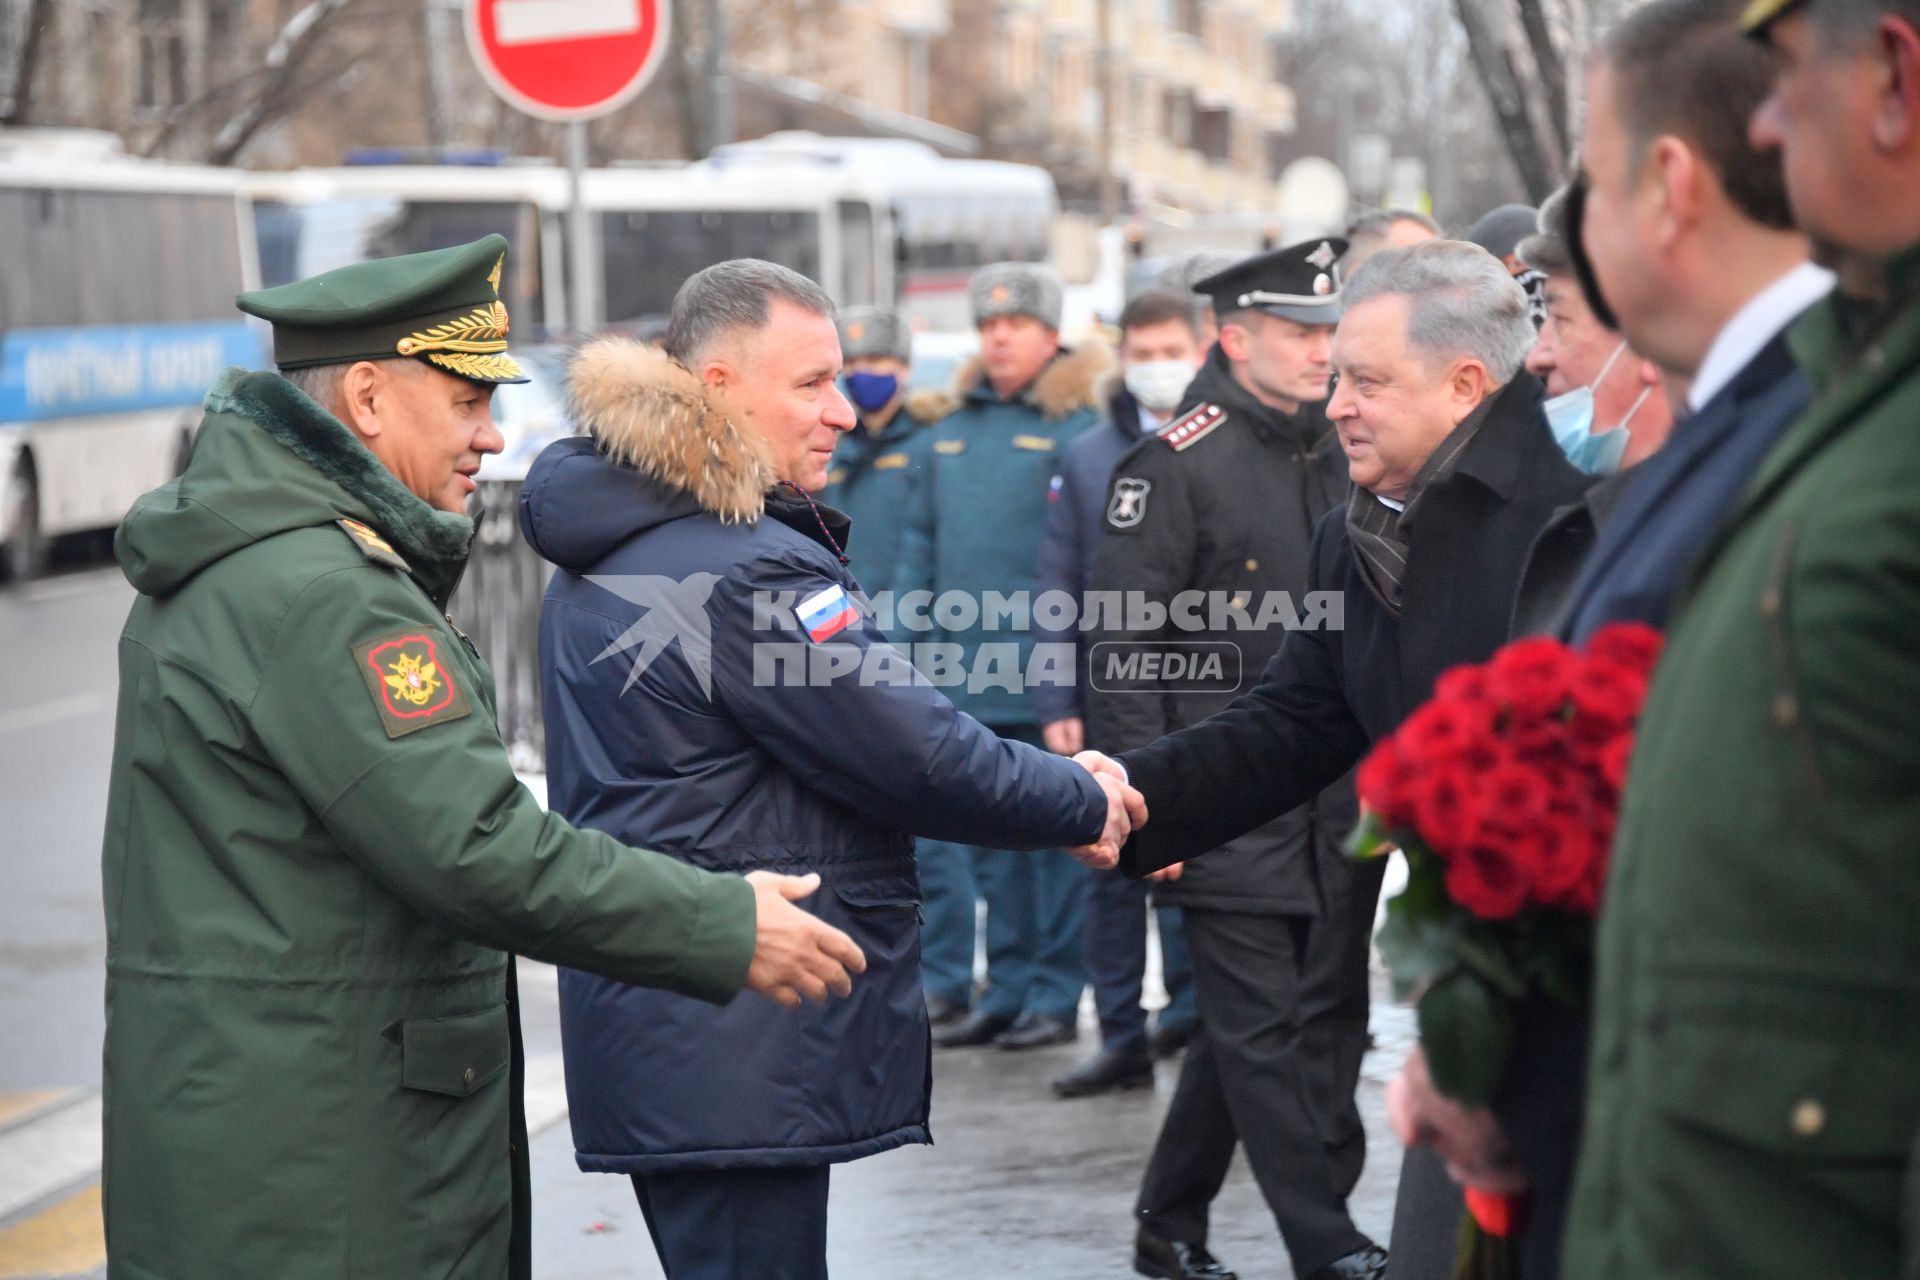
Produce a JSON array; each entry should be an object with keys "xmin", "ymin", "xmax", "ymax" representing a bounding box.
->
[{"xmin": 1079, "ymin": 239, "xmax": 1593, "ymax": 1280}]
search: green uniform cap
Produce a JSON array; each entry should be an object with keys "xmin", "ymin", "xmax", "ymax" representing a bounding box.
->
[
  {"xmin": 236, "ymin": 233, "xmax": 529, "ymax": 384},
  {"xmin": 1740, "ymin": 0, "xmax": 1806, "ymax": 36}
]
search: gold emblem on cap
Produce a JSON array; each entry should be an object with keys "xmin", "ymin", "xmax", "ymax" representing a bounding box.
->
[
  {"xmin": 991, "ymin": 285, "xmax": 1010, "ymax": 303},
  {"xmin": 395, "ymin": 300, "xmax": 522, "ymax": 381},
  {"xmin": 487, "ymin": 254, "xmax": 504, "ymax": 298}
]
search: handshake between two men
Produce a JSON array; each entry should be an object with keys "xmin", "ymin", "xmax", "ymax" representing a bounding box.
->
[{"xmin": 742, "ymin": 748, "xmax": 1149, "ymax": 1009}]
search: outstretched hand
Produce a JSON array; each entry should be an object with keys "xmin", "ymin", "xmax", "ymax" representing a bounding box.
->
[
  {"xmin": 1066, "ymin": 752, "xmax": 1147, "ymax": 870},
  {"xmin": 742, "ymin": 871, "xmax": 867, "ymax": 1009}
]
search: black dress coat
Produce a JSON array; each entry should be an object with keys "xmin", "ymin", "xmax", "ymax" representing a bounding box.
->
[
  {"xmin": 1114, "ymin": 372, "xmax": 1591, "ymax": 1280},
  {"xmin": 1115, "ymin": 373, "xmax": 1592, "ymax": 873}
]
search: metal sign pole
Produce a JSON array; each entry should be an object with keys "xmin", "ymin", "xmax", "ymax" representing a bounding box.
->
[{"xmin": 567, "ymin": 120, "xmax": 594, "ymax": 335}]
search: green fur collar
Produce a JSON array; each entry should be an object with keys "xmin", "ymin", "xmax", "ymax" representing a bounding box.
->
[{"xmin": 205, "ymin": 368, "xmax": 476, "ymax": 570}]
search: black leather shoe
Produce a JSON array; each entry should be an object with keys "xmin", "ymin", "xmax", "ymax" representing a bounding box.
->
[
  {"xmin": 925, "ymin": 993, "xmax": 969, "ymax": 1027},
  {"xmin": 1304, "ymin": 1243, "xmax": 1389, "ymax": 1280},
  {"xmin": 933, "ymin": 1009, "xmax": 1016, "ymax": 1048},
  {"xmin": 1051, "ymin": 1045, "xmax": 1155, "ymax": 1097},
  {"xmin": 1149, "ymin": 1023, "xmax": 1193, "ymax": 1059},
  {"xmin": 1133, "ymin": 1227, "xmax": 1237, "ymax": 1280},
  {"xmin": 994, "ymin": 1010, "xmax": 1077, "ymax": 1049}
]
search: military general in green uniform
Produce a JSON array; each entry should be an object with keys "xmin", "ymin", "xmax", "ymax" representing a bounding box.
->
[
  {"xmin": 100, "ymin": 235, "xmax": 865, "ymax": 1280},
  {"xmin": 1563, "ymin": 2, "xmax": 1920, "ymax": 1277}
]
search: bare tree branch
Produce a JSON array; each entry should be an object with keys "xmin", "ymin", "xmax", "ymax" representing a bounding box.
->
[
  {"xmin": 1, "ymin": 0, "xmax": 55, "ymax": 126},
  {"xmin": 1515, "ymin": 0, "xmax": 1569, "ymax": 153},
  {"xmin": 1453, "ymin": 0, "xmax": 1556, "ymax": 201},
  {"xmin": 205, "ymin": 0, "xmax": 358, "ymax": 164}
]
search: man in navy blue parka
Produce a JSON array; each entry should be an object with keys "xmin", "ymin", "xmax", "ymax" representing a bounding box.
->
[{"xmin": 519, "ymin": 260, "xmax": 1137, "ymax": 1280}]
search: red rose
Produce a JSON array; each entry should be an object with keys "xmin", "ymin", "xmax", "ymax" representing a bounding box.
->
[
  {"xmin": 1479, "ymin": 760, "xmax": 1554, "ymax": 833},
  {"xmin": 1598, "ymin": 732, "xmax": 1636, "ymax": 793},
  {"xmin": 1445, "ymin": 842, "xmax": 1531, "ymax": 919},
  {"xmin": 1357, "ymin": 738, "xmax": 1422, "ymax": 829},
  {"xmin": 1396, "ymin": 698, "xmax": 1496, "ymax": 767},
  {"xmin": 1506, "ymin": 708, "xmax": 1576, "ymax": 760},
  {"xmin": 1586, "ymin": 621, "xmax": 1664, "ymax": 676},
  {"xmin": 1568, "ymin": 659, "xmax": 1647, "ymax": 741},
  {"xmin": 1408, "ymin": 767, "xmax": 1488, "ymax": 854},
  {"xmin": 1532, "ymin": 814, "xmax": 1600, "ymax": 901},
  {"xmin": 1486, "ymin": 637, "xmax": 1579, "ymax": 720}
]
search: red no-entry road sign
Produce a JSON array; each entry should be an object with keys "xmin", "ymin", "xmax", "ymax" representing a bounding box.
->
[{"xmin": 465, "ymin": 0, "xmax": 671, "ymax": 121}]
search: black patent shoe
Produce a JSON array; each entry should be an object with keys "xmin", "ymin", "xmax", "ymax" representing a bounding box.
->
[
  {"xmin": 1051, "ymin": 1046, "xmax": 1155, "ymax": 1098},
  {"xmin": 1305, "ymin": 1243, "xmax": 1389, "ymax": 1280},
  {"xmin": 993, "ymin": 1010, "xmax": 1077, "ymax": 1049},
  {"xmin": 932, "ymin": 1009, "xmax": 1016, "ymax": 1048},
  {"xmin": 1149, "ymin": 1022, "xmax": 1193, "ymax": 1059},
  {"xmin": 1133, "ymin": 1227, "xmax": 1237, "ymax": 1280}
]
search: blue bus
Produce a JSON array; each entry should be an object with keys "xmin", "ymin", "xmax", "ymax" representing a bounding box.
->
[{"xmin": 0, "ymin": 134, "xmax": 262, "ymax": 580}]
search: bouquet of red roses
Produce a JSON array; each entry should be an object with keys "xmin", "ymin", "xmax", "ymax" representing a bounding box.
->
[
  {"xmin": 1347, "ymin": 620, "xmax": 1662, "ymax": 1107},
  {"xmin": 1348, "ymin": 621, "xmax": 1662, "ymax": 1275}
]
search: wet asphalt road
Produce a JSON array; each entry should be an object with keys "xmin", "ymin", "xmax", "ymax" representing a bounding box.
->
[{"xmin": 0, "ymin": 553, "xmax": 1412, "ymax": 1279}]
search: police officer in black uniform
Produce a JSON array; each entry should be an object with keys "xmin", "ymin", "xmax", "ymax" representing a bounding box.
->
[{"xmin": 1088, "ymin": 240, "xmax": 1389, "ymax": 1280}]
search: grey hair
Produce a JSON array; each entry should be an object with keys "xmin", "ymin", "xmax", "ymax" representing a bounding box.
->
[
  {"xmin": 1345, "ymin": 207, "xmax": 1443, "ymax": 240},
  {"xmin": 279, "ymin": 356, "xmax": 425, "ymax": 413},
  {"xmin": 281, "ymin": 362, "xmax": 350, "ymax": 408},
  {"xmin": 663, "ymin": 259, "xmax": 835, "ymax": 366},
  {"xmin": 1807, "ymin": 0, "xmax": 1920, "ymax": 50},
  {"xmin": 1341, "ymin": 240, "xmax": 1536, "ymax": 384}
]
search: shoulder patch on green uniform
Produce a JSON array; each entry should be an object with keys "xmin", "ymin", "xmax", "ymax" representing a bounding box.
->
[
  {"xmin": 352, "ymin": 630, "xmax": 473, "ymax": 738},
  {"xmin": 873, "ymin": 451, "xmax": 910, "ymax": 471},
  {"xmin": 933, "ymin": 438, "xmax": 967, "ymax": 455},
  {"xmin": 1011, "ymin": 434, "xmax": 1058, "ymax": 452},
  {"xmin": 336, "ymin": 518, "xmax": 412, "ymax": 573}
]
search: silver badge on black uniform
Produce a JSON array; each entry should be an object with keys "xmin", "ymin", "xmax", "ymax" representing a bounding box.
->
[{"xmin": 1107, "ymin": 477, "xmax": 1152, "ymax": 529}]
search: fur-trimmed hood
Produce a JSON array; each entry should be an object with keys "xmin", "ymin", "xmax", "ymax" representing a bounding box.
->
[
  {"xmin": 117, "ymin": 367, "xmax": 475, "ymax": 599},
  {"xmin": 952, "ymin": 340, "xmax": 1114, "ymax": 420},
  {"xmin": 564, "ymin": 336, "xmax": 775, "ymax": 524}
]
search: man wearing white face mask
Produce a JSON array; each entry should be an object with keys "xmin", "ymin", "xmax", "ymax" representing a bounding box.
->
[
  {"xmin": 1520, "ymin": 189, "xmax": 1674, "ymax": 478},
  {"xmin": 1033, "ymin": 288, "xmax": 1207, "ymax": 1098}
]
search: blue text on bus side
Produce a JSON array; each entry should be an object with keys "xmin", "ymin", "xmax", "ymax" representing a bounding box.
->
[{"xmin": 0, "ymin": 322, "xmax": 264, "ymax": 423}]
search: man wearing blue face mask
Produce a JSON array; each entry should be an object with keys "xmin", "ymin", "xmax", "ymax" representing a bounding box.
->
[
  {"xmin": 819, "ymin": 306, "xmax": 951, "ymax": 601},
  {"xmin": 1522, "ymin": 197, "xmax": 1673, "ymax": 479}
]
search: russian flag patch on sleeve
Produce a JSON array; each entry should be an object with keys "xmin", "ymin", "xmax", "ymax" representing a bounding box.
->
[{"xmin": 797, "ymin": 584, "xmax": 861, "ymax": 643}]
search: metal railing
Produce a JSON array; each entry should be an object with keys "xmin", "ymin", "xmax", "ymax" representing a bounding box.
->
[{"xmin": 450, "ymin": 479, "xmax": 553, "ymax": 772}]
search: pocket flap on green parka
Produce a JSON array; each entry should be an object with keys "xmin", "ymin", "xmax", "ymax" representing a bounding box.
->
[
  {"xmin": 1646, "ymin": 978, "xmax": 1914, "ymax": 1164},
  {"xmin": 399, "ymin": 1005, "xmax": 510, "ymax": 1098}
]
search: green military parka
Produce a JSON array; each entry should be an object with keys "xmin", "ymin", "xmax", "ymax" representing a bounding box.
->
[
  {"xmin": 1564, "ymin": 248, "xmax": 1920, "ymax": 1277},
  {"xmin": 102, "ymin": 368, "xmax": 757, "ymax": 1280}
]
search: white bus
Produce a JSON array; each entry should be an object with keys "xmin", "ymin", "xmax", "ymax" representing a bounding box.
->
[
  {"xmin": 246, "ymin": 160, "xmax": 900, "ymax": 334},
  {"xmin": 0, "ymin": 131, "xmax": 262, "ymax": 580},
  {"xmin": 702, "ymin": 133, "xmax": 1059, "ymax": 331}
]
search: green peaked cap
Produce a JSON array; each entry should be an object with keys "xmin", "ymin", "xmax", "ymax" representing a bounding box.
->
[{"xmin": 236, "ymin": 233, "xmax": 528, "ymax": 384}]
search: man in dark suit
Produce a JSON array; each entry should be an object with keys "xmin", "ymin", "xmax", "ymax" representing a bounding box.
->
[
  {"xmin": 1390, "ymin": 5, "xmax": 1831, "ymax": 1277},
  {"xmin": 1078, "ymin": 238, "xmax": 1593, "ymax": 1280}
]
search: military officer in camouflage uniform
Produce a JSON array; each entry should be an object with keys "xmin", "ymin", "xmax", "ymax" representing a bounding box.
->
[{"xmin": 100, "ymin": 235, "xmax": 864, "ymax": 1280}]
